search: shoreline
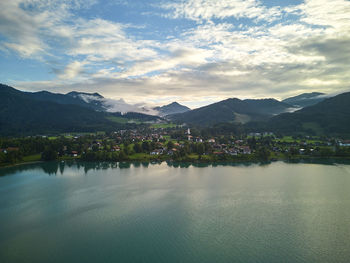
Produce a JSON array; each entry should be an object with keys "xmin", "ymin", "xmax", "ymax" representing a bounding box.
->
[
  {"xmin": 0, "ymin": 160, "xmax": 44, "ymax": 169},
  {"xmin": 2, "ymin": 156, "xmax": 350, "ymax": 170}
]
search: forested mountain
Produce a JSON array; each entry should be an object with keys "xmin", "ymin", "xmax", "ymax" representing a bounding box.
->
[
  {"xmin": 0, "ymin": 84, "xmax": 134, "ymax": 135},
  {"xmin": 169, "ymin": 98, "xmax": 293, "ymax": 126},
  {"xmin": 268, "ymin": 92, "xmax": 350, "ymax": 135},
  {"xmin": 282, "ymin": 92, "xmax": 326, "ymax": 108},
  {"xmin": 154, "ymin": 102, "xmax": 190, "ymax": 116},
  {"xmin": 25, "ymin": 90, "xmax": 107, "ymax": 111},
  {"xmin": 2, "ymin": 83, "xmax": 349, "ymax": 136}
]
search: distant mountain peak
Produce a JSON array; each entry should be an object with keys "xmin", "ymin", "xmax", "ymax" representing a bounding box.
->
[
  {"xmin": 66, "ymin": 91, "xmax": 104, "ymax": 99},
  {"xmin": 271, "ymin": 92, "xmax": 350, "ymax": 135},
  {"xmin": 283, "ymin": 92, "xmax": 326, "ymax": 107},
  {"xmin": 169, "ymin": 97, "xmax": 294, "ymax": 126},
  {"xmin": 154, "ymin": 101, "xmax": 190, "ymax": 116}
]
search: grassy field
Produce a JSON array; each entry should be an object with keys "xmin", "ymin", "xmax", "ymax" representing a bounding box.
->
[
  {"xmin": 275, "ymin": 136, "xmax": 323, "ymax": 144},
  {"xmin": 106, "ymin": 116, "xmax": 129, "ymax": 124},
  {"xmin": 150, "ymin": 123, "xmax": 177, "ymax": 128},
  {"xmin": 187, "ymin": 153, "xmax": 200, "ymax": 160},
  {"xmin": 276, "ymin": 136, "xmax": 299, "ymax": 143},
  {"xmin": 22, "ymin": 154, "xmax": 41, "ymax": 162},
  {"xmin": 128, "ymin": 153, "xmax": 152, "ymax": 160},
  {"xmin": 107, "ymin": 116, "xmax": 141, "ymax": 124}
]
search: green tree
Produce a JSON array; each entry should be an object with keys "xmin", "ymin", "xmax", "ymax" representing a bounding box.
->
[
  {"xmin": 256, "ymin": 146, "xmax": 270, "ymax": 161},
  {"xmin": 133, "ymin": 143, "xmax": 142, "ymax": 153},
  {"xmin": 41, "ymin": 147, "xmax": 58, "ymax": 161},
  {"xmin": 167, "ymin": 141, "xmax": 174, "ymax": 150}
]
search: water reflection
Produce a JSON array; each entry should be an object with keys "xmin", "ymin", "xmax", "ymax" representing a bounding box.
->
[
  {"xmin": 1, "ymin": 160, "xmax": 350, "ymax": 263},
  {"xmin": 2, "ymin": 158, "xmax": 350, "ymax": 178}
]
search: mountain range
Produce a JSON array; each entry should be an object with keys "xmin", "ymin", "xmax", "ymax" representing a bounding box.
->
[
  {"xmin": 24, "ymin": 90, "xmax": 108, "ymax": 112},
  {"xmin": 282, "ymin": 92, "xmax": 326, "ymax": 108},
  {"xmin": 268, "ymin": 92, "xmax": 350, "ymax": 135},
  {"xmin": 0, "ymin": 84, "xmax": 163, "ymax": 135},
  {"xmin": 1, "ymin": 83, "xmax": 350, "ymax": 136},
  {"xmin": 169, "ymin": 98, "xmax": 295, "ymax": 126}
]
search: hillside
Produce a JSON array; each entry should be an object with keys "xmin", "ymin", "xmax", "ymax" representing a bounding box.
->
[
  {"xmin": 269, "ymin": 92, "xmax": 350, "ymax": 135},
  {"xmin": 0, "ymin": 84, "xmax": 133, "ymax": 135},
  {"xmin": 282, "ymin": 92, "xmax": 326, "ymax": 107},
  {"xmin": 154, "ymin": 102, "xmax": 190, "ymax": 116},
  {"xmin": 24, "ymin": 90, "xmax": 107, "ymax": 111},
  {"xmin": 170, "ymin": 98, "xmax": 293, "ymax": 126}
]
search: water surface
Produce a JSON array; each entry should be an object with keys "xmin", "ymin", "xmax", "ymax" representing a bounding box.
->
[{"xmin": 1, "ymin": 161, "xmax": 350, "ymax": 263}]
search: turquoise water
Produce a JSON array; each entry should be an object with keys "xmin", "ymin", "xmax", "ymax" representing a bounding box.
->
[{"xmin": 0, "ymin": 161, "xmax": 350, "ymax": 263}]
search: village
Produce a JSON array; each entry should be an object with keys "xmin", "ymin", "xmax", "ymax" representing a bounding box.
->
[
  {"xmin": 2, "ymin": 125, "xmax": 350, "ymax": 167},
  {"xmin": 0, "ymin": 126, "xmax": 350, "ymax": 165}
]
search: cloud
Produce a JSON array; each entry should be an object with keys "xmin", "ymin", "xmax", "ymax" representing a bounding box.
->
[
  {"xmin": 80, "ymin": 94, "xmax": 158, "ymax": 114},
  {"xmin": 161, "ymin": 0, "xmax": 282, "ymax": 22},
  {"xmin": 0, "ymin": 0, "xmax": 47, "ymax": 57},
  {"xmin": 58, "ymin": 60, "xmax": 86, "ymax": 79},
  {"xmin": 300, "ymin": 0, "xmax": 350, "ymax": 31},
  {"xmin": 2, "ymin": 0, "xmax": 350, "ymax": 108}
]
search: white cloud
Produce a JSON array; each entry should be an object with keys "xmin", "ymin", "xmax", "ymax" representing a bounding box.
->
[
  {"xmin": 3, "ymin": 0, "xmax": 350, "ymax": 107},
  {"xmin": 0, "ymin": 0, "xmax": 48, "ymax": 57},
  {"xmin": 58, "ymin": 60, "xmax": 86, "ymax": 79},
  {"xmin": 300, "ymin": 0, "xmax": 350, "ymax": 32},
  {"xmin": 161, "ymin": 0, "xmax": 281, "ymax": 22},
  {"xmin": 302, "ymin": 79, "xmax": 341, "ymax": 87}
]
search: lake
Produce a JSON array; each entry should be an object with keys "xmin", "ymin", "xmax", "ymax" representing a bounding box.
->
[{"xmin": 0, "ymin": 161, "xmax": 350, "ymax": 263}]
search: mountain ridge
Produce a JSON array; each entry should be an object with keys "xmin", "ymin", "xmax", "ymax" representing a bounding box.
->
[
  {"xmin": 282, "ymin": 92, "xmax": 326, "ymax": 107},
  {"xmin": 169, "ymin": 97, "xmax": 295, "ymax": 126},
  {"xmin": 154, "ymin": 101, "xmax": 190, "ymax": 116},
  {"xmin": 0, "ymin": 84, "xmax": 162, "ymax": 135},
  {"xmin": 267, "ymin": 92, "xmax": 350, "ymax": 135}
]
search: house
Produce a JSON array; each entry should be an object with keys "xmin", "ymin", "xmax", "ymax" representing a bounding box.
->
[
  {"xmin": 339, "ymin": 140, "xmax": 350, "ymax": 147},
  {"xmin": 150, "ymin": 149, "xmax": 163, "ymax": 155},
  {"xmin": 248, "ymin": 132, "xmax": 261, "ymax": 137},
  {"xmin": 6, "ymin": 147, "xmax": 19, "ymax": 152},
  {"xmin": 195, "ymin": 137, "xmax": 203, "ymax": 143},
  {"xmin": 71, "ymin": 151, "xmax": 78, "ymax": 157},
  {"xmin": 228, "ymin": 148, "xmax": 238, "ymax": 155},
  {"xmin": 235, "ymin": 140, "xmax": 244, "ymax": 145},
  {"xmin": 263, "ymin": 132, "xmax": 274, "ymax": 136},
  {"xmin": 111, "ymin": 146, "xmax": 121, "ymax": 152},
  {"xmin": 155, "ymin": 142, "xmax": 164, "ymax": 147},
  {"xmin": 240, "ymin": 146, "xmax": 251, "ymax": 154},
  {"xmin": 1, "ymin": 147, "xmax": 20, "ymax": 153},
  {"xmin": 167, "ymin": 148, "xmax": 178, "ymax": 155},
  {"xmin": 208, "ymin": 138, "xmax": 215, "ymax": 143}
]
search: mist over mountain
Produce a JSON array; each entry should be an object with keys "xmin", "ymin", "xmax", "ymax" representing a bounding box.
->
[
  {"xmin": 2, "ymin": 86, "xmax": 159, "ymax": 115},
  {"xmin": 2, "ymin": 83, "xmax": 349, "ymax": 136},
  {"xmin": 169, "ymin": 98, "xmax": 294, "ymax": 126},
  {"xmin": 0, "ymin": 84, "xmax": 165, "ymax": 135},
  {"xmin": 268, "ymin": 92, "xmax": 350, "ymax": 135},
  {"xmin": 25, "ymin": 90, "xmax": 108, "ymax": 111},
  {"xmin": 66, "ymin": 91, "xmax": 159, "ymax": 114},
  {"xmin": 282, "ymin": 92, "xmax": 326, "ymax": 108},
  {"xmin": 0, "ymin": 84, "xmax": 117, "ymax": 135}
]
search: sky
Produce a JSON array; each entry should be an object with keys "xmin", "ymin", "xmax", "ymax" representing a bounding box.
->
[{"xmin": 0, "ymin": 0, "xmax": 350, "ymax": 108}]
